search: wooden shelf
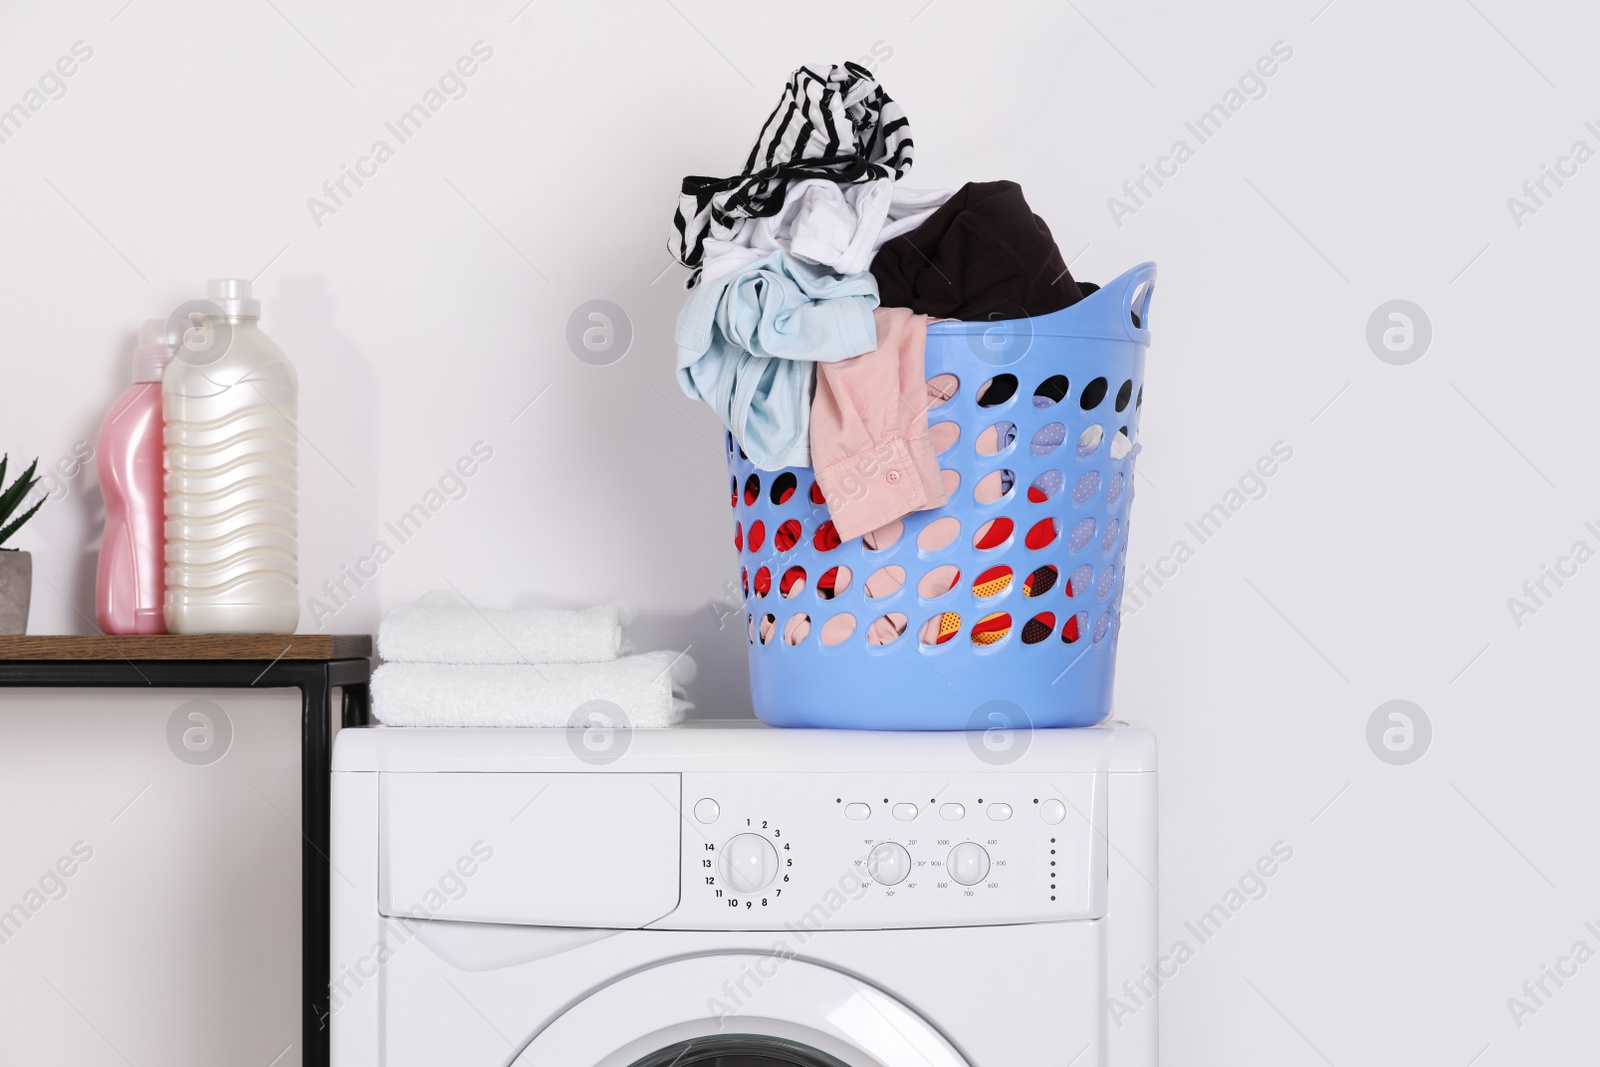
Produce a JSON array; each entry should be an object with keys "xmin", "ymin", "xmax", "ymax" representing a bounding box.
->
[{"xmin": 0, "ymin": 634, "xmax": 371, "ymax": 661}]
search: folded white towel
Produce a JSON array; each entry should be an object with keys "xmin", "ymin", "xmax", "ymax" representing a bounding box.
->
[
  {"xmin": 377, "ymin": 590, "xmax": 637, "ymax": 665},
  {"xmin": 370, "ymin": 651, "xmax": 696, "ymax": 728}
]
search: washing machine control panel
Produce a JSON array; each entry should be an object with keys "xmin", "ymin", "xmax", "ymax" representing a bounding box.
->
[{"xmin": 668, "ymin": 771, "xmax": 1105, "ymax": 930}]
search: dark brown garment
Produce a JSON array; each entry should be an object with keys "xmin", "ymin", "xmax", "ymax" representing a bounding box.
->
[{"xmin": 870, "ymin": 180, "xmax": 1084, "ymax": 321}]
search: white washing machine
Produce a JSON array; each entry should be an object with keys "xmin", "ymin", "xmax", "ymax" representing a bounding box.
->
[{"xmin": 330, "ymin": 722, "xmax": 1157, "ymax": 1066}]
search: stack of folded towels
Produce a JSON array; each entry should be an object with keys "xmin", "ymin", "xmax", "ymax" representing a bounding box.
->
[{"xmin": 370, "ymin": 591, "xmax": 696, "ymax": 727}]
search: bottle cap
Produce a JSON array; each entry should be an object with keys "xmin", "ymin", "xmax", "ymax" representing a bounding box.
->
[
  {"xmin": 133, "ymin": 318, "xmax": 178, "ymax": 382},
  {"xmin": 206, "ymin": 278, "xmax": 261, "ymax": 320}
]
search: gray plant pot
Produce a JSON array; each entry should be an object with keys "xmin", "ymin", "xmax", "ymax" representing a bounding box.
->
[{"xmin": 0, "ymin": 550, "xmax": 32, "ymax": 635}]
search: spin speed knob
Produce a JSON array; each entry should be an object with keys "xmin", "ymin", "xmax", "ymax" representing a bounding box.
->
[
  {"xmin": 947, "ymin": 842, "xmax": 991, "ymax": 886},
  {"xmin": 718, "ymin": 833, "xmax": 779, "ymax": 893}
]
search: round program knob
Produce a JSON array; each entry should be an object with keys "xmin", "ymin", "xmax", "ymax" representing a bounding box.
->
[
  {"xmin": 947, "ymin": 842, "xmax": 991, "ymax": 886},
  {"xmin": 867, "ymin": 842, "xmax": 911, "ymax": 886},
  {"xmin": 718, "ymin": 833, "xmax": 779, "ymax": 893}
]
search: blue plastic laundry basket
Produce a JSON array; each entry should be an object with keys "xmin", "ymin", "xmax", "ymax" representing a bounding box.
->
[{"xmin": 726, "ymin": 261, "xmax": 1156, "ymax": 730}]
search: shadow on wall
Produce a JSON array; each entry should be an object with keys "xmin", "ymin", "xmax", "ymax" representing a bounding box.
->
[
  {"xmin": 271, "ymin": 275, "xmax": 379, "ymax": 631},
  {"xmin": 629, "ymin": 609, "xmax": 754, "ymax": 722}
]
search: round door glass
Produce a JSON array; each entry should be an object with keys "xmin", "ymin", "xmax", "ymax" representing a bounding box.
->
[{"xmin": 628, "ymin": 1035, "xmax": 853, "ymax": 1066}]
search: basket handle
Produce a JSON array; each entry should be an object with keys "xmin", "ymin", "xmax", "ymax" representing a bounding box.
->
[{"xmin": 1107, "ymin": 261, "xmax": 1157, "ymax": 345}]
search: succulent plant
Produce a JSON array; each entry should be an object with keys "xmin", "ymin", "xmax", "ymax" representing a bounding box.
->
[{"xmin": 0, "ymin": 456, "xmax": 45, "ymax": 549}]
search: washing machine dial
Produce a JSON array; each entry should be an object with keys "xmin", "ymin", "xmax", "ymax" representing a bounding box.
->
[
  {"xmin": 947, "ymin": 842, "xmax": 991, "ymax": 886},
  {"xmin": 718, "ymin": 833, "xmax": 779, "ymax": 893},
  {"xmin": 866, "ymin": 842, "xmax": 911, "ymax": 886}
]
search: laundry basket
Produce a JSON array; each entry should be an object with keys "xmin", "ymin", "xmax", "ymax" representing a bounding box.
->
[{"xmin": 726, "ymin": 261, "xmax": 1156, "ymax": 730}]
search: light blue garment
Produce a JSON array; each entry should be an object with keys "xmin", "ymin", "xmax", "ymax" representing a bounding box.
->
[{"xmin": 676, "ymin": 249, "xmax": 879, "ymax": 470}]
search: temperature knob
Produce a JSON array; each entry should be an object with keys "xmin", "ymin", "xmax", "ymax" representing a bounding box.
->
[
  {"xmin": 718, "ymin": 833, "xmax": 779, "ymax": 893},
  {"xmin": 947, "ymin": 842, "xmax": 990, "ymax": 886},
  {"xmin": 867, "ymin": 842, "xmax": 911, "ymax": 885}
]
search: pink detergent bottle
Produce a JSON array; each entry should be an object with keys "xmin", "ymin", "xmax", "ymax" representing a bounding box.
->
[{"xmin": 95, "ymin": 319, "xmax": 177, "ymax": 633}]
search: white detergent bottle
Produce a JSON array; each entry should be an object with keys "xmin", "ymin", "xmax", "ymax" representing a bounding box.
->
[{"xmin": 163, "ymin": 279, "xmax": 300, "ymax": 633}]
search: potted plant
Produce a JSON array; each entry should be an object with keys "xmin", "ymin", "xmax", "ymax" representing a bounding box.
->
[{"xmin": 0, "ymin": 456, "xmax": 46, "ymax": 635}]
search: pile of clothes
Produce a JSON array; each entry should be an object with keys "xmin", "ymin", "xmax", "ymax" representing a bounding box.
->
[
  {"xmin": 673, "ymin": 61, "xmax": 1093, "ymax": 542},
  {"xmin": 371, "ymin": 591, "xmax": 694, "ymax": 727}
]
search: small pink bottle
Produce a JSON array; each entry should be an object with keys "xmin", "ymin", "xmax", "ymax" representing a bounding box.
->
[{"xmin": 96, "ymin": 319, "xmax": 176, "ymax": 633}]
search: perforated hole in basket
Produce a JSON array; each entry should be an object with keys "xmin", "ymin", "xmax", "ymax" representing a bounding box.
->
[
  {"xmin": 1110, "ymin": 426, "xmax": 1133, "ymax": 460},
  {"xmin": 730, "ymin": 476, "xmax": 737, "ymax": 508},
  {"xmin": 1031, "ymin": 423, "xmax": 1065, "ymax": 456},
  {"xmin": 1097, "ymin": 565, "xmax": 1116, "ymax": 599},
  {"xmin": 973, "ymin": 517, "xmax": 1013, "ymax": 551},
  {"xmin": 919, "ymin": 517, "xmax": 961, "ymax": 552},
  {"xmin": 1022, "ymin": 612, "xmax": 1055, "ymax": 645},
  {"xmin": 868, "ymin": 612, "xmax": 908, "ymax": 646},
  {"xmin": 784, "ymin": 613, "xmax": 811, "ymax": 646},
  {"xmin": 1093, "ymin": 612, "xmax": 1111, "ymax": 643},
  {"xmin": 813, "ymin": 521, "xmax": 841, "ymax": 552},
  {"xmin": 976, "ymin": 374, "xmax": 1018, "ymax": 408},
  {"xmin": 975, "ymin": 421, "xmax": 1017, "ymax": 456},
  {"xmin": 775, "ymin": 519, "xmax": 803, "ymax": 553},
  {"xmin": 1029, "ymin": 470, "xmax": 1063, "ymax": 504},
  {"xmin": 865, "ymin": 565, "xmax": 906, "ymax": 598},
  {"xmin": 972, "ymin": 565, "xmax": 1012, "ymax": 599},
  {"xmin": 974, "ymin": 469, "xmax": 1014, "ymax": 505},
  {"xmin": 758, "ymin": 613, "xmax": 776, "ymax": 645},
  {"xmin": 971, "ymin": 611, "xmax": 1012, "ymax": 646},
  {"xmin": 770, "ymin": 472, "xmax": 797, "ymax": 505},
  {"xmin": 1023, "ymin": 564, "xmax": 1058, "ymax": 596},
  {"xmin": 919, "ymin": 565, "xmax": 960, "ymax": 598},
  {"xmin": 1116, "ymin": 379, "xmax": 1133, "ymax": 412},
  {"xmin": 1025, "ymin": 518, "xmax": 1059, "ymax": 551},
  {"xmin": 743, "ymin": 473, "xmax": 761, "ymax": 507},
  {"xmin": 1066, "ymin": 564, "xmax": 1092, "ymax": 598},
  {"xmin": 781, "ymin": 566, "xmax": 807, "ymax": 599},
  {"xmin": 926, "ymin": 374, "xmax": 959, "ymax": 408},
  {"xmin": 1033, "ymin": 374, "xmax": 1070, "ymax": 408},
  {"xmin": 753, "ymin": 566, "xmax": 772, "ymax": 598},
  {"xmin": 863, "ymin": 521, "xmax": 903, "ymax": 552},
  {"xmin": 747, "ymin": 520, "xmax": 766, "ymax": 553},
  {"xmin": 810, "ymin": 481, "xmax": 827, "ymax": 506},
  {"xmin": 1100, "ymin": 519, "xmax": 1120, "ymax": 553},
  {"xmin": 1080, "ymin": 377, "xmax": 1108, "ymax": 410},
  {"xmin": 1072, "ymin": 471, "xmax": 1101, "ymax": 506},
  {"xmin": 1062, "ymin": 611, "xmax": 1089, "ymax": 644},
  {"xmin": 1067, "ymin": 517, "xmax": 1096, "ymax": 553},
  {"xmin": 741, "ymin": 566, "xmax": 749, "ymax": 598},
  {"xmin": 930, "ymin": 421, "xmax": 961, "ymax": 454},
  {"xmin": 941, "ymin": 469, "xmax": 961, "ymax": 498},
  {"xmin": 820, "ymin": 612, "xmax": 856, "ymax": 646},
  {"xmin": 1105, "ymin": 472, "xmax": 1124, "ymax": 507},
  {"xmin": 919, "ymin": 612, "xmax": 961, "ymax": 646},
  {"xmin": 734, "ymin": 521, "xmax": 743, "ymax": 552},
  {"xmin": 1077, "ymin": 425, "xmax": 1103, "ymax": 457},
  {"xmin": 817, "ymin": 565, "xmax": 852, "ymax": 599}
]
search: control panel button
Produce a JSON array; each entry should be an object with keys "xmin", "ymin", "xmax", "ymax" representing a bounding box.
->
[
  {"xmin": 939, "ymin": 803, "xmax": 966, "ymax": 821},
  {"xmin": 1040, "ymin": 799, "xmax": 1066, "ymax": 825},
  {"xmin": 867, "ymin": 842, "xmax": 912, "ymax": 885},
  {"xmin": 693, "ymin": 798, "xmax": 720, "ymax": 824},
  {"xmin": 845, "ymin": 802, "xmax": 871, "ymax": 821},
  {"xmin": 987, "ymin": 803, "xmax": 1013, "ymax": 821},
  {"xmin": 947, "ymin": 842, "xmax": 991, "ymax": 886},
  {"xmin": 892, "ymin": 803, "xmax": 918, "ymax": 821},
  {"xmin": 718, "ymin": 834, "xmax": 779, "ymax": 893}
]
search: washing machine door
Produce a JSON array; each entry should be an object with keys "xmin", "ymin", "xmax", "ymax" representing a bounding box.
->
[{"xmin": 512, "ymin": 953, "xmax": 969, "ymax": 1067}]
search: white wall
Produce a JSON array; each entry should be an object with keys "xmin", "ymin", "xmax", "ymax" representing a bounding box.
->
[{"xmin": 1, "ymin": 0, "xmax": 1597, "ymax": 1063}]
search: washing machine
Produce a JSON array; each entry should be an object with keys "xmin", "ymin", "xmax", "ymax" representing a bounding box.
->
[{"xmin": 330, "ymin": 722, "xmax": 1157, "ymax": 1066}]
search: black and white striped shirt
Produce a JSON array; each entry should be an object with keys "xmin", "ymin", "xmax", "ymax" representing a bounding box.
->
[{"xmin": 671, "ymin": 61, "xmax": 914, "ymax": 278}]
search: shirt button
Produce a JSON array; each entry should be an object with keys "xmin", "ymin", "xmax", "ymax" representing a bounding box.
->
[{"xmin": 886, "ymin": 470, "xmax": 901, "ymax": 484}]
